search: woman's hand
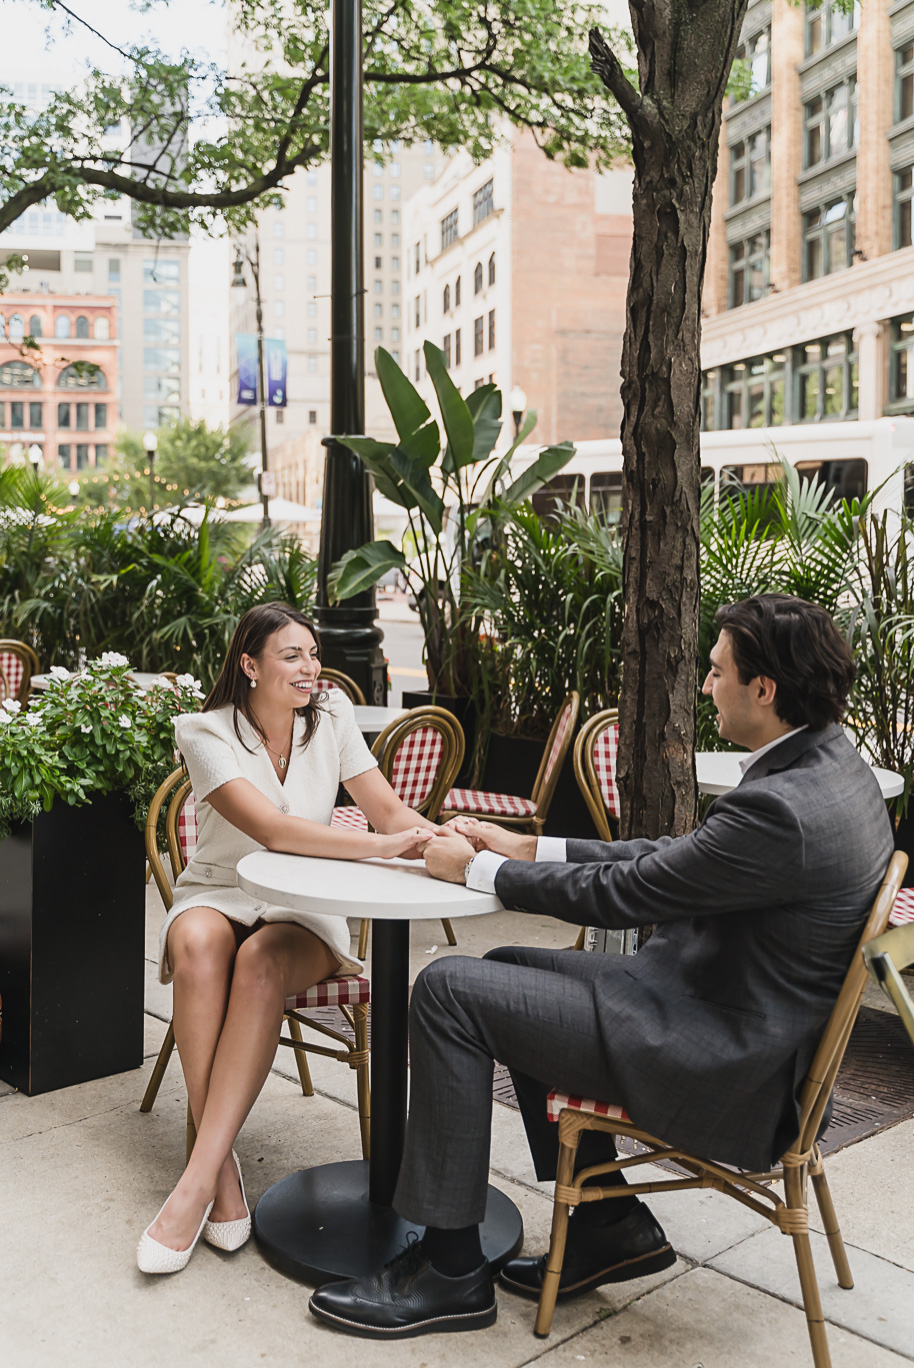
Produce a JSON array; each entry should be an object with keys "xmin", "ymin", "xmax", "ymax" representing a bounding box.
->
[
  {"xmin": 423, "ymin": 830, "xmax": 476, "ymax": 883},
  {"xmin": 441, "ymin": 817, "xmax": 537, "ymax": 862},
  {"xmin": 374, "ymin": 826, "xmax": 435, "ymax": 860}
]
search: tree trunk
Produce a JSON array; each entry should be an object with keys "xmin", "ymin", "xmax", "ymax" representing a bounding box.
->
[{"xmin": 591, "ymin": 2, "xmax": 749, "ymax": 841}]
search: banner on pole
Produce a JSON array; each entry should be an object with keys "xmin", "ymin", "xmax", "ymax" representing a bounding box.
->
[
  {"xmin": 235, "ymin": 333, "xmax": 257, "ymax": 406},
  {"xmin": 265, "ymin": 338, "xmax": 288, "ymax": 408}
]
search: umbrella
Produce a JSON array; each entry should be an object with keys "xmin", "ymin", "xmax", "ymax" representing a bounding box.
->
[{"xmin": 220, "ymin": 497, "xmax": 321, "ymax": 524}]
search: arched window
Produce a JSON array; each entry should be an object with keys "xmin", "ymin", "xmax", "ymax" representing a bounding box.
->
[
  {"xmin": 58, "ymin": 363, "xmax": 107, "ymax": 391},
  {"xmin": 455, "ymin": 275, "xmax": 461, "ymax": 306},
  {"xmin": 443, "ymin": 283, "xmax": 450, "ymax": 313},
  {"xmin": 55, "ymin": 316, "xmax": 71, "ymax": 339},
  {"xmin": 488, "ymin": 252, "xmax": 496, "ymax": 287},
  {"xmin": 9, "ymin": 314, "xmax": 24, "ymax": 342},
  {"xmin": 29, "ymin": 315, "xmax": 42, "ymax": 338},
  {"xmin": 93, "ymin": 316, "xmax": 110, "ymax": 340},
  {"xmin": 474, "ymin": 262, "xmax": 483, "ymax": 294},
  {"xmin": 0, "ymin": 360, "xmax": 41, "ymax": 388},
  {"xmin": 75, "ymin": 315, "xmax": 90, "ymax": 339}
]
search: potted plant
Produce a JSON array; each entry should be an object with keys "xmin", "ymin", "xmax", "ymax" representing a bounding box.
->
[
  {"xmin": 0, "ymin": 657, "xmax": 204, "ymax": 1094},
  {"xmin": 328, "ymin": 342, "xmax": 573, "ymax": 779}
]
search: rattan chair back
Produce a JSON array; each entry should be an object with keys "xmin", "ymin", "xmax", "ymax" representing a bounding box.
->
[
  {"xmin": 572, "ymin": 709, "xmax": 620, "ymax": 843},
  {"xmin": 374, "ymin": 705, "xmax": 465, "ymax": 821},
  {"xmin": 0, "ymin": 638, "xmax": 40, "ymax": 705},
  {"xmin": 316, "ymin": 667, "xmax": 367, "ymax": 706},
  {"xmin": 863, "ymin": 916, "xmax": 914, "ymax": 1048},
  {"xmin": 144, "ymin": 766, "xmax": 193, "ymax": 911},
  {"xmin": 529, "ymin": 691, "xmax": 580, "ymax": 819}
]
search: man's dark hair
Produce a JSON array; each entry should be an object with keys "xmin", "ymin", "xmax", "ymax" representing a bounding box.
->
[{"xmin": 715, "ymin": 594, "xmax": 855, "ymax": 730}]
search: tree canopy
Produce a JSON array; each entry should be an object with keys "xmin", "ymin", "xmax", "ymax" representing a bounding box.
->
[{"xmin": 0, "ymin": 0, "xmax": 632, "ymax": 243}]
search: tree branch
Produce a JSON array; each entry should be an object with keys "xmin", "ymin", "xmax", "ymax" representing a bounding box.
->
[{"xmin": 588, "ymin": 25, "xmax": 645, "ymax": 130}]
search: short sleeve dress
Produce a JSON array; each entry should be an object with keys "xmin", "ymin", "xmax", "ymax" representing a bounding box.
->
[{"xmin": 157, "ymin": 691, "xmax": 377, "ymax": 985}]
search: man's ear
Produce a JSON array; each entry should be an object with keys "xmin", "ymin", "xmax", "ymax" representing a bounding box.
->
[{"xmin": 755, "ymin": 675, "xmax": 778, "ymax": 708}]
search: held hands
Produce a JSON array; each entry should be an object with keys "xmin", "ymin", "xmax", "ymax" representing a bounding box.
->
[
  {"xmin": 440, "ymin": 817, "xmax": 537, "ymax": 862},
  {"xmin": 423, "ymin": 829, "xmax": 476, "ymax": 884},
  {"xmin": 375, "ymin": 827, "xmax": 436, "ymax": 860}
]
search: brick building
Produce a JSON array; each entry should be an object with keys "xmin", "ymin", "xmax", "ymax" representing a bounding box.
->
[
  {"xmin": 404, "ymin": 129, "xmax": 634, "ymax": 446},
  {"xmin": 0, "ymin": 293, "xmax": 119, "ymax": 473}
]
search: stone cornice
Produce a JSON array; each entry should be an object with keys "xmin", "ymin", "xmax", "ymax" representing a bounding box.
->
[{"xmin": 701, "ymin": 247, "xmax": 914, "ymax": 366}]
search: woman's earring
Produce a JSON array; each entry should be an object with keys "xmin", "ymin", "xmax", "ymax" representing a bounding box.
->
[{"xmin": 249, "ymin": 676, "xmax": 257, "ymax": 689}]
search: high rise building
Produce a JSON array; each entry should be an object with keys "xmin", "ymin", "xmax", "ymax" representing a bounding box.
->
[
  {"xmin": 701, "ymin": 0, "xmax": 914, "ymax": 498},
  {"xmin": 404, "ymin": 128, "xmax": 634, "ymax": 447}
]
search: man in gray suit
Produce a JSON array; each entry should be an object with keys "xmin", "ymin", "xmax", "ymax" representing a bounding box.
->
[{"xmin": 310, "ymin": 595, "xmax": 894, "ymax": 1339}]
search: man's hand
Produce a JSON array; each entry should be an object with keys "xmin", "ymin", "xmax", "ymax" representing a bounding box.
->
[
  {"xmin": 423, "ymin": 830, "xmax": 476, "ymax": 884},
  {"xmin": 443, "ymin": 817, "xmax": 537, "ymax": 862}
]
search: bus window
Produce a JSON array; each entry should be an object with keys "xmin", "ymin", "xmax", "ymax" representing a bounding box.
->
[
  {"xmin": 905, "ymin": 465, "xmax": 914, "ymax": 518},
  {"xmin": 590, "ymin": 471, "xmax": 622, "ymax": 522},
  {"xmin": 700, "ymin": 466, "xmax": 715, "ymax": 488},
  {"xmin": 795, "ymin": 459, "xmax": 867, "ymax": 502},
  {"xmin": 720, "ymin": 463, "xmax": 783, "ymax": 530},
  {"xmin": 531, "ymin": 474, "xmax": 586, "ymax": 523}
]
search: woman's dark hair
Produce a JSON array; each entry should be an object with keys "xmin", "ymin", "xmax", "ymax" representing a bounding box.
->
[
  {"xmin": 715, "ymin": 594, "xmax": 855, "ymax": 731},
  {"xmin": 204, "ymin": 602, "xmax": 325, "ymax": 751}
]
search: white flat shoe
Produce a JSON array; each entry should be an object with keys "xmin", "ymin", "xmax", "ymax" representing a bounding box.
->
[
  {"xmin": 137, "ymin": 1195, "xmax": 214, "ymax": 1275},
  {"xmin": 202, "ymin": 1151, "xmax": 251, "ymax": 1253}
]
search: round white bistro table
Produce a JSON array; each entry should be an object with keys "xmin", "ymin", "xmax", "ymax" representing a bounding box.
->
[
  {"xmin": 352, "ymin": 704, "xmax": 407, "ymax": 734},
  {"xmin": 696, "ymin": 750, "xmax": 904, "ymax": 799},
  {"xmin": 235, "ymin": 850, "xmax": 523, "ymax": 1285}
]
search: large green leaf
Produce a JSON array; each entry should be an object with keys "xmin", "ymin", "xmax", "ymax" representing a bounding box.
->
[
  {"xmin": 476, "ymin": 410, "xmax": 538, "ymax": 506},
  {"xmin": 399, "ymin": 420, "xmax": 441, "ymax": 470},
  {"xmin": 502, "ymin": 441, "xmax": 576, "ymax": 505},
  {"xmin": 339, "ymin": 437, "xmax": 416, "ymax": 509},
  {"xmin": 328, "ymin": 540, "xmax": 407, "ymax": 602},
  {"xmin": 375, "ymin": 347, "xmax": 431, "ymax": 442},
  {"xmin": 424, "ymin": 341, "xmax": 475, "ymax": 470},
  {"xmin": 388, "ymin": 446, "xmax": 445, "ymax": 534},
  {"xmin": 465, "ymin": 384, "xmax": 503, "ymax": 464}
]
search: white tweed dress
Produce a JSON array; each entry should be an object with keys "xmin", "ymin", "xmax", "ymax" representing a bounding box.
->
[{"xmin": 157, "ymin": 692, "xmax": 376, "ymax": 984}]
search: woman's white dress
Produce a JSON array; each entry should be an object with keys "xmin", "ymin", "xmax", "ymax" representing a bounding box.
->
[{"xmin": 157, "ymin": 693, "xmax": 376, "ymax": 984}]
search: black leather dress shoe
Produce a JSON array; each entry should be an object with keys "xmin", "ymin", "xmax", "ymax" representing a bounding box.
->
[
  {"xmin": 500, "ymin": 1200, "xmax": 675, "ymax": 1302},
  {"xmin": 308, "ymin": 1240, "xmax": 497, "ymax": 1338}
]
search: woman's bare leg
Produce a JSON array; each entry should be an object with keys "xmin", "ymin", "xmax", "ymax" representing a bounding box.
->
[{"xmin": 149, "ymin": 921, "xmax": 336, "ymax": 1250}]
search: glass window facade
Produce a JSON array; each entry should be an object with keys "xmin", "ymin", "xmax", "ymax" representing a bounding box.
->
[
  {"xmin": 730, "ymin": 127, "xmax": 771, "ymax": 205},
  {"xmin": 728, "ymin": 230, "xmax": 770, "ymax": 308},
  {"xmin": 702, "ymin": 333, "xmax": 858, "ymax": 429},
  {"xmin": 472, "ymin": 179, "xmax": 494, "ymax": 225},
  {"xmin": 890, "ymin": 314, "xmax": 914, "ymax": 407},
  {"xmin": 804, "ymin": 79, "xmax": 857, "ymax": 169},
  {"xmin": 897, "ymin": 43, "xmax": 914, "ymax": 123},
  {"xmin": 441, "ymin": 208, "xmax": 458, "ymax": 250},
  {"xmin": 805, "ymin": 0, "xmax": 859, "ymax": 57},
  {"xmin": 803, "ymin": 194, "xmax": 856, "ymax": 280},
  {"xmin": 474, "ymin": 316, "xmax": 483, "ymax": 356},
  {"xmin": 733, "ymin": 27, "xmax": 771, "ymax": 101},
  {"xmin": 143, "ymin": 259, "xmax": 180, "ymax": 284},
  {"xmin": 895, "ymin": 168, "xmax": 914, "ymax": 248}
]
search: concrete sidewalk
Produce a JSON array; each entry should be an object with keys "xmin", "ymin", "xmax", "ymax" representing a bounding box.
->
[{"xmin": 2, "ymin": 883, "xmax": 913, "ymax": 1368}]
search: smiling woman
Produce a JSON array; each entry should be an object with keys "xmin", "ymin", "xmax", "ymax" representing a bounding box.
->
[{"xmin": 137, "ymin": 600, "xmax": 437, "ymax": 1275}]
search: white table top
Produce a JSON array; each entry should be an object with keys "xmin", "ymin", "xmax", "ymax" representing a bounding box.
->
[
  {"xmin": 352, "ymin": 705, "xmax": 407, "ymax": 733},
  {"xmin": 696, "ymin": 750, "xmax": 904, "ymax": 799},
  {"xmin": 31, "ymin": 670, "xmax": 162, "ymax": 692},
  {"xmin": 237, "ymin": 850, "xmax": 503, "ymax": 921}
]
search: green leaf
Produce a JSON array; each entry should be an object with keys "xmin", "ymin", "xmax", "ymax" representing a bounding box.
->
[
  {"xmin": 399, "ymin": 420, "xmax": 442, "ymax": 470},
  {"xmin": 339, "ymin": 437, "xmax": 416, "ymax": 509},
  {"xmin": 476, "ymin": 410, "xmax": 539, "ymax": 506},
  {"xmin": 465, "ymin": 384, "xmax": 503, "ymax": 464},
  {"xmin": 375, "ymin": 347, "xmax": 431, "ymax": 442},
  {"xmin": 328, "ymin": 541, "xmax": 407, "ymax": 602},
  {"xmin": 424, "ymin": 342, "xmax": 475, "ymax": 471},
  {"xmin": 502, "ymin": 441, "xmax": 576, "ymax": 505},
  {"xmin": 388, "ymin": 447, "xmax": 445, "ymax": 534}
]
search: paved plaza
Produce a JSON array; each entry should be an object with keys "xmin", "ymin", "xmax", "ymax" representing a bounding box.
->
[{"xmin": 2, "ymin": 881, "xmax": 913, "ymax": 1368}]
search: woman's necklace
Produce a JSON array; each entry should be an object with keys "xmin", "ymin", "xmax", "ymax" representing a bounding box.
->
[{"xmin": 261, "ymin": 725, "xmax": 294, "ymax": 770}]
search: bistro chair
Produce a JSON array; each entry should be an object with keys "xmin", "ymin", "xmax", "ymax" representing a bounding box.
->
[
  {"xmin": 0, "ymin": 638, "xmax": 39, "ymax": 706},
  {"xmin": 141, "ymin": 768, "xmax": 371, "ymax": 1161},
  {"xmin": 571, "ymin": 709, "xmax": 634, "ymax": 952},
  {"xmin": 331, "ymin": 706, "xmax": 466, "ymax": 957},
  {"xmin": 316, "ymin": 667, "xmax": 367, "ymax": 706},
  {"xmin": 440, "ymin": 691, "xmax": 580, "ymax": 837},
  {"xmin": 533, "ymin": 850, "xmax": 908, "ymax": 1367},
  {"xmin": 863, "ymin": 917, "xmax": 914, "ymax": 1050}
]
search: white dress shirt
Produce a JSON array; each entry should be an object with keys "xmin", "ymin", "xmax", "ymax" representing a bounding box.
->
[
  {"xmin": 466, "ymin": 835, "xmax": 567, "ymax": 893},
  {"xmin": 737, "ymin": 726, "xmax": 806, "ymax": 777}
]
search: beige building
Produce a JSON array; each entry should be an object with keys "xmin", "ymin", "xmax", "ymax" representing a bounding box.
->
[
  {"xmin": 404, "ymin": 128, "xmax": 634, "ymax": 449},
  {"xmin": 702, "ymin": 0, "xmax": 914, "ymax": 502}
]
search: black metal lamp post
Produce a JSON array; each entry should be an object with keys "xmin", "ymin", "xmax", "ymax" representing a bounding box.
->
[
  {"xmin": 231, "ymin": 240, "xmax": 272, "ymax": 530},
  {"xmin": 312, "ymin": 0, "xmax": 386, "ymax": 704}
]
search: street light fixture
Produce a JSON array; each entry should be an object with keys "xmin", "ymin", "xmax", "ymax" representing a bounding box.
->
[
  {"xmin": 508, "ymin": 385, "xmax": 527, "ymax": 440},
  {"xmin": 231, "ymin": 240, "xmax": 271, "ymax": 530},
  {"xmin": 67, "ymin": 480, "xmax": 80, "ymax": 499},
  {"xmin": 27, "ymin": 443, "xmax": 42, "ymax": 470},
  {"xmin": 143, "ymin": 430, "xmax": 158, "ymax": 511}
]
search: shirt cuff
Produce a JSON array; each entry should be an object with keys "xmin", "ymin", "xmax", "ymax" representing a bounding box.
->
[
  {"xmin": 535, "ymin": 836, "xmax": 567, "ymax": 862},
  {"xmin": 466, "ymin": 850, "xmax": 508, "ymax": 894}
]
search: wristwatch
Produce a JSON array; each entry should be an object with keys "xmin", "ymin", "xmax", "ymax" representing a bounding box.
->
[{"xmin": 464, "ymin": 856, "xmax": 475, "ymax": 885}]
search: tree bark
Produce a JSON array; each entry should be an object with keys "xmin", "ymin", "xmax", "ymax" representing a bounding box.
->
[{"xmin": 591, "ymin": 1, "xmax": 748, "ymax": 841}]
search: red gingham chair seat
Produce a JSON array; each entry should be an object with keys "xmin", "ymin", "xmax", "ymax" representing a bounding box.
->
[
  {"xmin": 178, "ymin": 791, "xmax": 199, "ymax": 864},
  {"xmin": 331, "ymin": 805, "xmax": 370, "ymax": 830},
  {"xmin": 592, "ymin": 721, "xmax": 621, "ymax": 821},
  {"xmin": 444, "ymin": 787, "xmax": 538, "ymax": 818},
  {"xmin": 543, "ymin": 699, "xmax": 575, "ymax": 790},
  {"xmin": 0, "ymin": 651, "xmax": 24, "ymax": 701},
  {"xmin": 547, "ymin": 1090, "xmax": 630, "ymax": 1124},
  {"xmin": 890, "ymin": 887, "xmax": 914, "ymax": 926},
  {"xmin": 316, "ymin": 677, "xmax": 341, "ymax": 693},
  {"xmin": 286, "ymin": 975, "xmax": 370, "ymax": 1010},
  {"xmin": 389, "ymin": 726, "xmax": 444, "ymax": 809}
]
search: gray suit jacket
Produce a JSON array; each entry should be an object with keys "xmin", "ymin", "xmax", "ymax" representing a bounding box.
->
[{"xmin": 494, "ymin": 724, "xmax": 894, "ymax": 1170}]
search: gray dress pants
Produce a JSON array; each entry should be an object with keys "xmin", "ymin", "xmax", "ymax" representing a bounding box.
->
[{"xmin": 393, "ymin": 945, "xmax": 627, "ymax": 1229}]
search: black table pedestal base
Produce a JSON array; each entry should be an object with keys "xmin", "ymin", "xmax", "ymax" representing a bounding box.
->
[{"xmin": 253, "ymin": 1160, "xmax": 524, "ymax": 1286}]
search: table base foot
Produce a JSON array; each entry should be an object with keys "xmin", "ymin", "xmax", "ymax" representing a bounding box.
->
[{"xmin": 253, "ymin": 1160, "xmax": 524, "ymax": 1286}]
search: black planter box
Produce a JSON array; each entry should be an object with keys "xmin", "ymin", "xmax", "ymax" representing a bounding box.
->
[
  {"xmin": 480, "ymin": 730, "xmax": 601, "ymax": 841},
  {"xmin": 0, "ymin": 791, "xmax": 146, "ymax": 1095},
  {"xmin": 402, "ymin": 690, "xmax": 478, "ymax": 789}
]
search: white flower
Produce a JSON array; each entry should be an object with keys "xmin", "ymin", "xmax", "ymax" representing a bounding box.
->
[
  {"xmin": 2, "ymin": 698, "xmax": 22, "ymax": 713},
  {"xmin": 146, "ymin": 676, "xmax": 170, "ymax": 690},
  {"xmin": 100, "ymin": 651, "xmax": 130, "ymax": 668},
  {"xmin": 176, "ymin": 673, "xmax": 201, "ymax": 690},
  {"xmin": 25, "ymin": 712, "xmax": 42, "ymax": 727},
  {"xmin": 0, "ymin": 711, "xmax": 9, "ymax": 726},
  {"xmin": 80, "ymin": 724, "xmax": 92, "ymax": 734},
  {"xmin": 118, "ymin": 715, "xmax": 131, "ymax": 730},
  {"xmin": 49, "ymin": 666, "xmax": 70, "ymax": 680}
]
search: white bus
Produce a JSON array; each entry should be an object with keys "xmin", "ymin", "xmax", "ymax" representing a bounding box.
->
[{"xmin": 516, "ymin": 417, "xmax": 914, "ymax": 525}]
